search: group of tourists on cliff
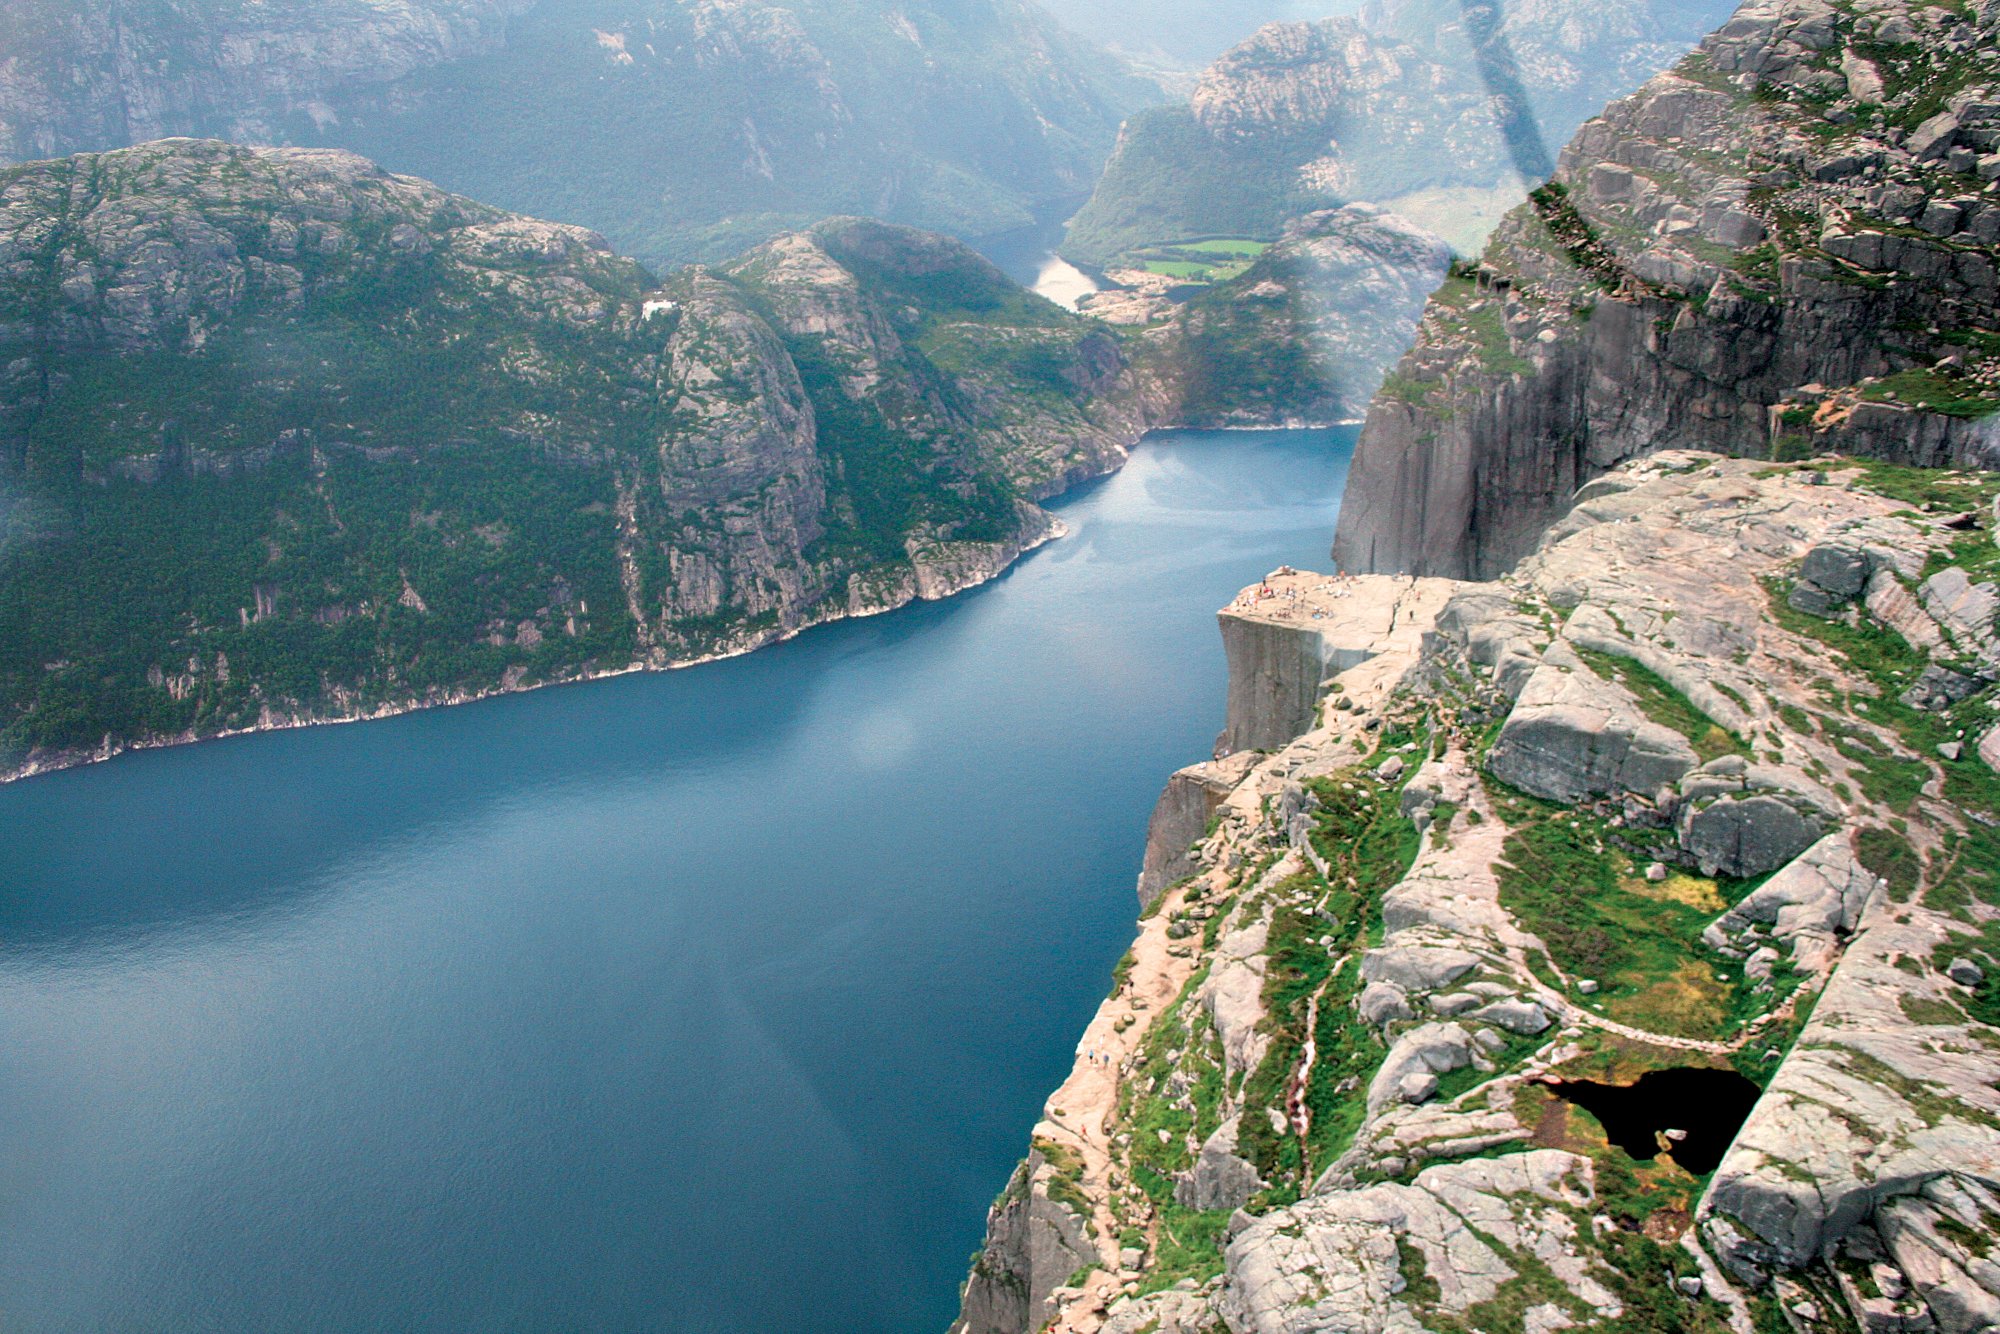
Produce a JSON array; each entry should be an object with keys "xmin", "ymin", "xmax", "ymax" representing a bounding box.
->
[{"xmin": 1228, "ymin": 568, "xmax": 1361, "ymax": 616}]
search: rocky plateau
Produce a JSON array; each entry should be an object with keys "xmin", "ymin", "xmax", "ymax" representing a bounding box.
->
[{"xmin": 957, "ymin": 451, "xmax": 2000, "ymax": 1334}]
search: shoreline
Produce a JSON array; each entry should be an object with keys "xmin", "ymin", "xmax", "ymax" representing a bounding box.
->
[
  {"xmin": 0, "ymin": 512, "xmax": 1076, "ymax": 788},
  {"xmin": 1, "ymin": 418, "xmax": 1361, "ymax": 787}
]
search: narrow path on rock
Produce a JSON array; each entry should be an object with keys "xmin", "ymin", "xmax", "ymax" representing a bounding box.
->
[
  {"xmin": 1507, "ymin": 943, "xmax": 1737, "ymax": 1056},
  {"xmin": 1036, "ymin": 879, "xmax": 1205, "ymax": 1334}
]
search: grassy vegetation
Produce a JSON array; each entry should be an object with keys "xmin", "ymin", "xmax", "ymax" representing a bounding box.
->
[
  {"xmin": 1242, "ymin": 741, "xmax": 1428, "ymax": 1182},
  {"xmin": 1821, "ymin": 459, "xmax": 2000, "ymax": 511},
  {"xmin": 1574, "ymin": 646, "xmax": 1746, "ymax": 764},
  {"xmin": 1032, "ymin": 1137, "xmax": 1096, "ymax": 1227},
  {"xmin": 1857, "ymin": 825, "xmax": 1923, "ymax": 902},
  {"xmin": 1116, "ymin": 966, "xmax": 1234, "ymax": 1295},
  {"xmin": 1379, "ymin": 370, "xmax": 1443, "ymax": 406},
  {"xmin": 1487, "ymin": 782, "xmax": 1761, "ymax": 1041},
  {"xmin": 1424, "ymin": 274, "xmax": 1534, "ymax": 377},
  {"xmin": 0, "ymin": 176, "xmax": 1107, "ymax": 761},
  {"xmin": 1764, "ymin": 569, "xmax": 2000, "ymax": 913},
  {"xmin": 1125, "ymin": 238, "xmax": 1271, "ymax": 285},
  {"xmin": 1528, "ymin": 182, "xmax": 1629, "ymax": 291},
  {"xmin": 1933, "ymin": 920, "xmax": 2000, "ymax": 1027},
  {"xmin": 1136, "ymin": 1206, "xmax": 1233, "ymax": 1296},
  {"xmin": 1862, "ymin": 367, "xmax": 2000, "ymax": 419}
]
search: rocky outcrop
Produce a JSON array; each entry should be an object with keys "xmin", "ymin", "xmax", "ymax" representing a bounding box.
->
[
  {"xmin": 1217, "ymin": 614, "xmax": 1344, "ymax": 755},
  {"xmin": 1486, "ymin": 639, "xmax": 1699, "ymax": 801},
  {"xmin": 1221, "ymin": 1152, "xmax": 1617, "ymax": 1334},
  {"xmin": 1139, "ymin": 752, "xmax": 1259, "ymax": 906},
  {"xmin": 1701, "ymin": 902, "xmax": 2000, "ymax": 1321},
  {"xmin": 1216, "ymin": 571, "xmax": 1465, "ymax": 754},
  {"xmin": 1334, "ymin": 0, "xmax": 2000, "ymax": 580},
  {"xmin": 1676, "ymin": 758, "xmax": 1837, "ymax": 879},
  {"xmin": 1175, "ymin": 1115, "xmax": 1265, "ymax": 1213},
  {"xmin": 957, "ymin": 453, "xmax": 2000, "ymax": 1334},
  {"xmin": 0, "ymin": 139, "xmax": 1162, "ymax": 780},
  {"xmin": 955, "ymin": 1144, "xmax": 1098, "ymax": 1334},
  {"xmin": 1703, "ymin": 834, "xmax": 1878, "ymax": 975}
]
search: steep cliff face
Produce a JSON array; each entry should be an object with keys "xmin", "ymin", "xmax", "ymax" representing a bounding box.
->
[
  {"xmin": 0, "ymin": 139, "xmax": 1156, "ymax": 778},
  {"xmin": 1061, "ymin": 0, "xmax": 1737, "ymax": 268},
  {"xmin": 0, "ymin": 0, "xmax": 1160, "ymax": 268},
  {"xmin": 956, "ymin": 453, "xmax": 2000, "ymax": 1334},
  {"xmin": 1334, "ymin": 0, "xmax": 2000, "ymax": 580}
]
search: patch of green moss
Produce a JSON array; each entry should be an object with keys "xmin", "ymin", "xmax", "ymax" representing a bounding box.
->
[
  {"xmin": 1032, "ymin": 1138, "xmax": 1096, "ymax": 1225},
  {"xmin": 1488, "ymin": 784, "xmax": 1753, "ymax": 1041},
  {"xmin": 1575, "ymin": 646, "xmax": 1745, "ymax": 763}
]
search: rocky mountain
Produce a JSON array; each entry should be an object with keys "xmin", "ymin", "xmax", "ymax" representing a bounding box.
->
[
  {"xmin": 1333, "ymin": 0, "xmax": 2000, "ymax": 580},
  {"xmin": 0, "ymin": 0, "xmax": 1160, "ymax": 268},
  {"xmin": 955, "ymin": 4, "xmax": 2000, "ymax": 1331},
  {"xmin": 1031, "ymin": 0, "xmax": 1338, "ymax": 70},
  {"xmin": 0, "ymin": 138, "xmax": 1157, "ymax": 779},
  {"xmin": 956, "ymin": 449, "xmax": 2000, "ymax": 1334},
  {"xmin": 0, "ymin": 0, "xmax": 533, "ymax": 160},
  {"xmin": 1096, "ymin": 206, "xmax": 1454, "ymax": 426},
  {"xmin": 1061, "ymin": 0, "xmax": 1739, "ymax": 269}
]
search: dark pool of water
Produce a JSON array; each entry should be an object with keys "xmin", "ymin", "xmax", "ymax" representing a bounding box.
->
[
  {"xmin": 1550, "ymin": 1068, "xmax": 1763, "ymax": 1175},
  {"xmin": 0, "ymin": 428, "xmax": 1352, "ymax": 1334}
]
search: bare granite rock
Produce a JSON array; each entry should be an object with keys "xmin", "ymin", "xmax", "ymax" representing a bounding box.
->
[
  {"xmin": 1333, "ymin": 0, "xmax": 2000, "ymax": 581},
  {"xmin": 1487, "ymin": 640, "xmax": 1699, "ymax": 802}
]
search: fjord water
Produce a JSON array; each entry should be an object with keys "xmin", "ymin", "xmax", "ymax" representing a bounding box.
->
[{"xmin": 0, "ymin": 428, "xmax": 1352, "ymax": 1333}]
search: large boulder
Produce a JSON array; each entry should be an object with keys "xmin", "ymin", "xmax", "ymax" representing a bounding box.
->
[
  {"xmin": 1676, "ymin": 758, "xmax": 1838, "ymax": 878},
  {"xmin": 1703, "ymin": 834, "xmax": 1879, "ymax": 972},
  {"xmin": 1801, "ymin": 541, "xmax": 1874, "ymax": 593},
  {"xmin": 1366, "ymin": 1023, "xmax": 1476, "ymax": 1111},
  {"xmin": 1487, "ymin": 641, "xmax": 1699, "ymax": 802},
  {"xmin": 1469, "ymin": 998, "xmax": 1553, "ymax": 1035},
  {"xmin": 1920, "ymin": 567, "xmax": 2000, "ymax": 671},
  {"xmin": 1360, "ymin": 944, "xmax": 1481, "ymax": 993},
  {"xmin": 1176, "ymin": 1115, "xmax": 1266, "ymax": 1213}
]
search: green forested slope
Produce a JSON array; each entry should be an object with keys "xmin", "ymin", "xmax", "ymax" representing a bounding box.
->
[{"xmin": 0, "ymin": 140, "xmax": 1149, "ymax": 772}]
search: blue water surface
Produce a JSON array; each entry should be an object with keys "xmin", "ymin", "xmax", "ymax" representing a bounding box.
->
[{"xmin": 0, "ymin": 428, "xmax": 1352, "ymax": 1333}]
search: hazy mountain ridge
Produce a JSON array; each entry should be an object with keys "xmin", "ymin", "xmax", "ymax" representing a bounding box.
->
[
  {"xmin": 1030, "ymin": 0, "xmax": 1341, "ymax": 68},
  {"xmin": 1062, "ymin": 0, "xmax": 1740, "ymax": 268},
  {"xmin": 0, "ymin": 138, "xmax": 1156, "ymax": 777},
  {"xmin": 0, "ymin": 0, "xmax": 1161, "ymax": 268},
  {"xmin": 0, "ymin": 0, "xmax": 533, "ymax": 161},
  {"xmin": 1122, "ymin": 206, "xmax": 1454, "ymax": 426}
]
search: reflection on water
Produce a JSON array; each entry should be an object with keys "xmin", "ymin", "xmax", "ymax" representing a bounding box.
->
[
  {"xmin": 975, "ymin": 205, "xmax": 1099, "ymax": 311},
  {"xmin": 1033, "ymin": 253, "xmax": 1101, "ymax": 310},
  {"xmin": 0, "ymin": 429, "xmax": 1353, "ymax": 1333}
]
